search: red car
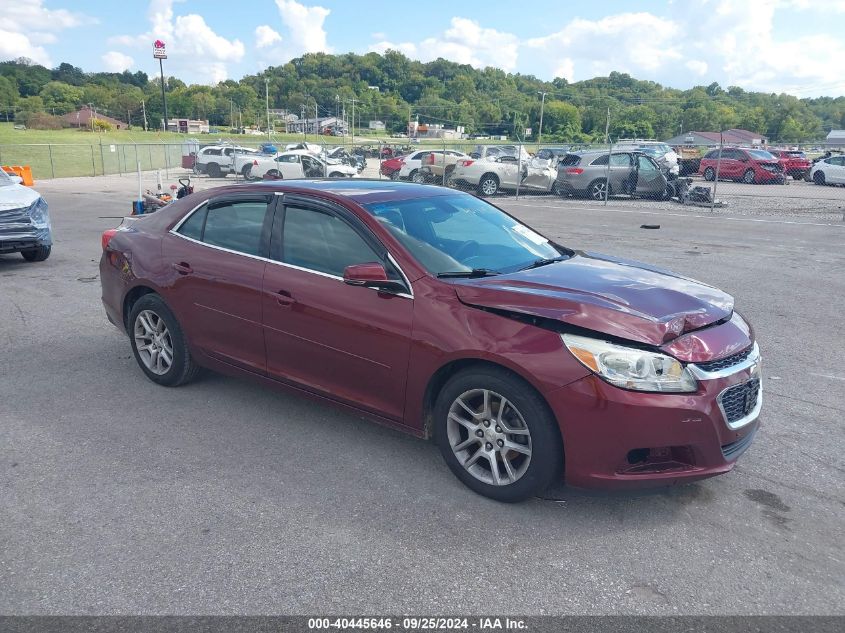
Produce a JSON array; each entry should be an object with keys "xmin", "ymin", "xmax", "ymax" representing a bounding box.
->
[
  {"xmin": 699, "ymin": 147, "xmax": 785, "ymax": 184},
  {"xmin": 100, "ymin": 181, "xmax": 761, "ymax": 501},
  {"xmin": 769, "ymin": 149, "xmax": 812, "ymax": 179},
  {"xmin": 379, "ymin": 154, "xmax": 406, "ymax": 179}
]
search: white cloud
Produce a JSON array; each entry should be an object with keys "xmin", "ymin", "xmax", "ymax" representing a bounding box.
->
[
  {"xmin": 368, "ymin": 41, "xmax": 418, "ymax": 57},
  {"xmin": 274, "ymin": 0, "xmax": 331, "ymax": 54},
  {"xmin": 255, "ymin": 25, "xmax": 282, "ymax": 48},
  {"xmin": 0, "ymin": 0, "xmax": 91, "ymax": 66},
  {"xmin": 685, "ymin": 60, "xmax": 708, "ymax": 76},
  {"xmin": 107, "ymin": 0, "xmax": 245, "ymax": 84},
  {"xmin": 418, "ymin": 18, "xmax": 520, "ymax": 71},
  {"xmin": 101, "ymin": 51, "xmax": 134, "ymax": 72}
]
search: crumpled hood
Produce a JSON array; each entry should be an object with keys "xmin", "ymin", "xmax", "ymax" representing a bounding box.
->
[
  {"xmin": 0, "ymin": 182, "xmax": 40, "ymax": 211},
  {"xmin": 453, "ymin": 252, "xmax": 734, "ymax": 345}
]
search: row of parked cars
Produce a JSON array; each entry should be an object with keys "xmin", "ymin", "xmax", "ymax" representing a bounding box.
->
[
  {"xmin": 380, "ymin": 144, "xmax": 676, "ymax": 199},
  {"xmin": 191, "ymin": 142, "xmax": 365, "ymax": 180}
]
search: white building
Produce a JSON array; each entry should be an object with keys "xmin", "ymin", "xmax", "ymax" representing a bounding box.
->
[
  {"xmin": 825, "ymin": 130, "xmax": 845, "ymax": 149},
  {"xmin": 368, "ymin": 120, "xmax": 386, "ymax": 130}
]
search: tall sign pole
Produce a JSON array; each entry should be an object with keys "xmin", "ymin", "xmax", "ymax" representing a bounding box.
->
[{"xmin": 153, "ymin": 40, "xmax": 168, "ymax": 132}]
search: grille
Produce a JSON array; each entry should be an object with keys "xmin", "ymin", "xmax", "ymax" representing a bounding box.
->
[
  {"xmin": 721, "ymin": 427, "xmax": 757, "ymax": 460},
  {"xmin": 0, "ymin": 206, "xmax": 36, "ymax": 239},
  {"xmin": 719, "ymin": 378, "xmax": 760, "ymax": 424},
  {"xmin": 696, "ymin": 346, "xmax": 753, "ymax": 373}
]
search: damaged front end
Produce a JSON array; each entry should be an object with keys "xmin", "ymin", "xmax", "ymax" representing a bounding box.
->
[{"xmin": 0, "ymin": 197, "xmax": 53, "ymax": 255}]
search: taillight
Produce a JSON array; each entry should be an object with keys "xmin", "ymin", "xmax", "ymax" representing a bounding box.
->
[
  {"xmin": 253, "ymin": 159, "xmax": 258, "ymax": 165},
  {"xmin": 102, "ymin": 228, "xmax": 118, "ymax": 251},
  {"xmin": 565, "ymin": 167, "xmax": 584, "ymax": 175},
  {"xmin": 427, "ymin": 154, "xmax": 434, "ymax": 164},
  {"xmin": 459, "ymin": 160, "xmax": 474, "ymax": 167}
]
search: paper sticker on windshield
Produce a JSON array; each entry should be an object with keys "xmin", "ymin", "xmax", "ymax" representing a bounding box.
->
[{"xmin": 512, "ymin": 224, "xmax": 548, "ymax": 245}]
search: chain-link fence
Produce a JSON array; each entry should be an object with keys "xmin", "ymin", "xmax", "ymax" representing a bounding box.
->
[{"xmin": 2, "ymin": 132, "xmax": 842, "ymax": 217}]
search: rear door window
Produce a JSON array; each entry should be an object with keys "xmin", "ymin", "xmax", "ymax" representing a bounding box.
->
[{"xmin": 180, "ymin": 199, "xmax": 270, "ymax": 257}]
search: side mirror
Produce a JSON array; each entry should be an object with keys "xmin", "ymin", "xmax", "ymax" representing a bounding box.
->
[{"xmin": 343, "ymin": 263, "xmax": 406, "ymax": 293}]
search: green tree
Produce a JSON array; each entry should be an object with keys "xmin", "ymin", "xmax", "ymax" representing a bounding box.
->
[{"xmin": 39, "ymin": 81, "xmax": 83, "ymax": 114}]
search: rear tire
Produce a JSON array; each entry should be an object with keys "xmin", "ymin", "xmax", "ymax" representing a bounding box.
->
[
  {"xmin": 21, "ymin": 245, "xmax": 51, "ymax": 262},
  {"xmin": 477, "ymin": 173, "xmax": 499, "ymax": 196},
  {"xmin": 703, "ymin": 167, "xmax": 715, "ymax": 181},
  {"xmin": 128, "ymin": 294, "xmax": 199, "ymax": 387},
  {"xmin": 813, "ymin": 170, "xmax": 826, "ymax": 185},
  {"xmin": 434, "ymin": 366, "xmax": 562, "ymax": 502},
  {"xmin": 206, "ymin": 162, "xmax": 222, "ymax": 178},
  {"xmin": 587, "ymin": 178, "xmax": 609, "ymax": 201}
]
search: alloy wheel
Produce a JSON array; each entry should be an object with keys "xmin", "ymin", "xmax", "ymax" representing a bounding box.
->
[
  {"xmin": 480, "ymin": 178, "xmax": 498, "ymax": 195},
  {"xmin": 133, "ymin": 310, "xmax": 174, "ymax": 376},
  {"xmin": 446, "ymin": 389, "xmax": 532, "ymax": 486},
  {"xmin": 590, "ymin": 180, "xmax": 607, "ymax": 200}
]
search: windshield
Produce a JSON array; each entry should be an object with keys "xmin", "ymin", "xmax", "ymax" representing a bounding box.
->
[
  {"xmin": 748, "ymin": 150, "xmax": 776, "ymax": 160},
  {"xmin": 363, "ymin": 193, "xmax": 561, "ymax": 275}
]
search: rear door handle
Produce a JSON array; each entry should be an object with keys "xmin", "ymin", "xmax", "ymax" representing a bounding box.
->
[
  {"xmin": 275, "ymin": 289, "xmax": 295, "ymax": 307},
  {"xmin": 173, "ymin": 262, "xmax": 193, "ymax": 275}
]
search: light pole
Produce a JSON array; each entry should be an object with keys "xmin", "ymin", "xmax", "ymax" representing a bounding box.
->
[{"xmin": 537, "ymin": 91, "xmax": 548, "ymax": 146}]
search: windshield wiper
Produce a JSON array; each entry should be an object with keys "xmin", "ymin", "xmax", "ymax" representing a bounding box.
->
[
  {"xmin": 518, "ymin": 256, "xmax": 569, "ymax": 271},
  {"xmin": 436, "ymin": 268, "xmax": 500, "ymax": 278}
]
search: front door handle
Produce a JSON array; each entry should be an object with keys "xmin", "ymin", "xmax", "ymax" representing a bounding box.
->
[
  {"xmin": 173, "ymin": 262, "xmax": 193, "ymax": 275},
  {"xmin": 275, "ymin": 289, "xmax": 295, "ymax": 307}
]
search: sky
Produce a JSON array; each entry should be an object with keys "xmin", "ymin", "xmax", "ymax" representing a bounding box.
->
[{"xmin": 1, "ymin": 0, "xmax": 844, "ymax": 98}]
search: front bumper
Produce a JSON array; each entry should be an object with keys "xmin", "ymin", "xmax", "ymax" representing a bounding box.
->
[{"xmin": 547, "ymin": 360, "xmax": 761, "ymax": 490}]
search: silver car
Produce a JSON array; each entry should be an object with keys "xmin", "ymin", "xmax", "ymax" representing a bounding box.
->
[{"xmin": 556, "ymin": 151, "xmax": 671, "ymax": 201}]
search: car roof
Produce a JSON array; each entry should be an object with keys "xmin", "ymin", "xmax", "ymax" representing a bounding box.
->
[{"xmin": 247, "ymin": 179, "xmax": 459, "ymax": 205}]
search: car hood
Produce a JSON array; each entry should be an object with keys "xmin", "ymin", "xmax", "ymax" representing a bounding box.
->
[
  {"xmin": 452, "ymin": 252, "xmax": 734, "ymax": 346},
  {"xmin": 0, "ymin": 182, "xmax": 40, "ymax": 211}
]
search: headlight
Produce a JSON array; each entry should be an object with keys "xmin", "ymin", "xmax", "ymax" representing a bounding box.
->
[
  {"xmin": 562, "ymin": 333, "xmax": 697, "ymax": 393},
  {"xmin": 28, "ymin": 197, "xmax": 51, "ymax": 229}
]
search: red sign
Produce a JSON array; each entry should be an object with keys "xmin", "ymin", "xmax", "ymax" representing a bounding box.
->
[{"xmin": 153, "ymin": 40, "xmax": 167, "ymax": 59}]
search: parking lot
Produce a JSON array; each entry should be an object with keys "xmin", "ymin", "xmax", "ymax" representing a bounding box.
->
[{"xmin": 1, "ymin": 173, "xmax": 844, "ymax": 615}]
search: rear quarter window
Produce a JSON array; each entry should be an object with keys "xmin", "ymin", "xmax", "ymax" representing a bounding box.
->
[{"xmin": 559, "ymin": 154, "xmax": 581, "ymax": 166}]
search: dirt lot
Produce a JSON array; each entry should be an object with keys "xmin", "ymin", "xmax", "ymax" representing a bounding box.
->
[{"xmin": 1, "ymin": 173, "xmax": 843, "ymax": 615}]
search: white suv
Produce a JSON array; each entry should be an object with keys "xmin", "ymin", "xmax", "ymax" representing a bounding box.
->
[{"xmin": 195, "ymin": 145, "xmax": 260, "ymax": 178}]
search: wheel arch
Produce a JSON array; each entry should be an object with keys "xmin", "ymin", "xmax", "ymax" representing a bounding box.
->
[
  {"xmin": 420, "ymin": 357, "xmax": 564, "ymax": 455},
  {"xmin": 122, "ymin": 285, "xmax": 158, "ymax": 330}
]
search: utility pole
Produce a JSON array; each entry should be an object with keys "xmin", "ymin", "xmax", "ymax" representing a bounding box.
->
[
  {"xmin": 408, "ymin": 105, "xmax": 412, "ymax": 139},
  {"xmin": 315, "ymin": 100, "xmax": 319, "ymax": 134},
  {"xmin": 142, "ymin": 99, "xmax": 148, "ymax": 131},
  {"xmin": 301, "ymin": 104, "xmax": 306, "ymax": 141},
  {"xmin": 537, "ymin": 91, "xmax": 548, "ymax": 146},
  {"xmin": 346, "ymin": 97, "xmax": 358, "ymax": 143},
  {"xmin": 265, "ymin": 78, "xmax": 271, "ymax": 139}
]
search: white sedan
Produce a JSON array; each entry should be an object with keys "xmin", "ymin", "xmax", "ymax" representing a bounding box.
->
[
  {"xmin": 240, "ymin": 151, "xmax": 357, "ymax": 180},
  {"xmin": 810, "ymin": 155, "xmax": 845, "ymax": 185}
]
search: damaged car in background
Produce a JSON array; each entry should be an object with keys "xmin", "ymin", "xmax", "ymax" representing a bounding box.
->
[
  {"xmin": 0, "ymin": 169, "xmax": 52, "ymax": 262},
  {"xmin": 451, "ymin": 145, "xmax": 562, "ymax": 196}
]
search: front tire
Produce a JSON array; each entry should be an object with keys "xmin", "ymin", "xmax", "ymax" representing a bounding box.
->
[
  {"xmin": 411, "ymin": 170, "xmax": 426, "ymax": 183},
  {"xmin": 129, "ymin": 294, "xmax": 199, "ymax": 387},
  {"xmin": 742, "ymin": 169, "xmax": 756, "ymax": 184},
  {"xmin": 206, "ymin": 162, "xmax": 222, "ymax": 178},
  {"xmin": 21, "ymin": 245, "xmax": 51, "ymax": 262},
  {"xmin": 703, "ymin": 167, "xmax": 715, "ymax": 181},
  {"xmin": 434, "ymin": 367, "xmax": 562, "ymax": 502}
]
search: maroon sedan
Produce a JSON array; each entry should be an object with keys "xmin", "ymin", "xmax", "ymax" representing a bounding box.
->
[{"xmin": 100, "ymin": 181, "xmax": 761, "ymax": 501}]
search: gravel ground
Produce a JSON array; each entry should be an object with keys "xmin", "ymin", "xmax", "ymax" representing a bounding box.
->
[{"xmin": 0, "ymin": 173, "xmax": 843, "ymax": 616}]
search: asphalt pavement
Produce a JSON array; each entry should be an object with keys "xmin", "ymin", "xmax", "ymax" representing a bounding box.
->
[{"xmin": 1, "ymin": 174, "xmax": 843, "ymax": 615}]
